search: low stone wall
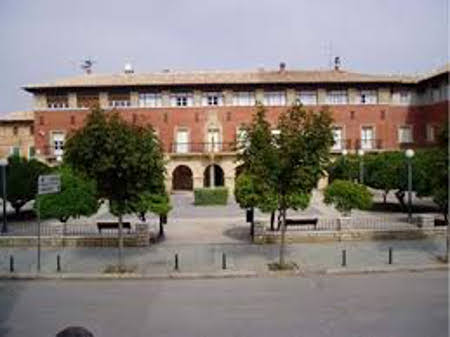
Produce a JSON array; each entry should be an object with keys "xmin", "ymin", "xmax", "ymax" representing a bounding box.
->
[
  {"xmin": 253, "ymin": 222, "xmax": 446, "ymax": 244},
  {"xmin": 0, "ymin": 223, "xmax": 154, "ymax": 248}
]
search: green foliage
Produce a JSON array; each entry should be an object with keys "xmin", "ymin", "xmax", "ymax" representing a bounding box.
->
[
  {"xmin": 324, "ymin": 179, "xmax": 373, "ymax": 215},
  {"xmin": 327, "ymin": 155, "xmax": 359, "ymax": 182},
  {"xmin": 194, "ymin": 187, "xmax": 228, "ymax": 205},
  {"xmin": 234, "ymin": 173, "xmax": 260, "ymax": 209},
  {"xmin": 130, "ymin": 191, "xmax": 172, "ymax": 222},
  {"xmin": 36, "ymin": 166, "xmax": 99, "ymax": 223},
  {"xmin": 0, "ymin": 156, "xmax": 50, "ymax": 215}
]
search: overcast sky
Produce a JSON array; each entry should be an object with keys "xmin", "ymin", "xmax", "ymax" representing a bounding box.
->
[{"xmin": 0, "ymin": 0, "xmax": 448, "ymax": 112}]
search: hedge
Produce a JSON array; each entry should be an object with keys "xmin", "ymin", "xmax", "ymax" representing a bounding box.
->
[{"xmin": 194, "ymin": 187, "xmax": 229, "ymax": 205}]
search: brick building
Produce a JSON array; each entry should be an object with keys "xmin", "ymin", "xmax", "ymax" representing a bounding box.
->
[
  {"xmin": 22, "ymin": 63, "xmax": 449, "ymax": 191},
  {"xmin": 0, "ymin": 111, "xmax": 35, "ymax": 159}
]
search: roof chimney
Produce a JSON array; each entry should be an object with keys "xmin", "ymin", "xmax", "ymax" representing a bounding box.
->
[
  {"xmin": 279, "ymin": 62, "xmax": 286, "ymax": 73},
  {"xmin": 124, "ymin": 62, "xmax": 134, "ymax": 74},
  {"xmin": 334, "ymin": 56, "xmax": 341, "ymax": 71}
]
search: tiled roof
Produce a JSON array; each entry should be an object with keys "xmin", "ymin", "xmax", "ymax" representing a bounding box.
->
[
  {"xmin": 0, "ymin": 111, "xmax": 34, "ymax": 122},
  {"xmin": 23, "ymin": 68, "xmax": 420, "ymax": 91}
]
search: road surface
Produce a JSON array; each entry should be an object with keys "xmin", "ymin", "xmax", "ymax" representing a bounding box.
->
[{"xmin": 0, "ymin": 271, "xmax": 447, "ymax": 337}]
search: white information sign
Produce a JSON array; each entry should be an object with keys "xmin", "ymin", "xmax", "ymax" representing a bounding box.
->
[{"xmin": 38, "ymin": 174, "xmax": 61, "ymax": 195}]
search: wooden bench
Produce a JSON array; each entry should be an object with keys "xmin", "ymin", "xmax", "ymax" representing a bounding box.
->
[
  {"xmin": 97, "ymin": 221, "xmax": 132, "ymax": 233},
  {"xmin": 285, "ymin": 218, "xmax": 318, "ymax": 229}
]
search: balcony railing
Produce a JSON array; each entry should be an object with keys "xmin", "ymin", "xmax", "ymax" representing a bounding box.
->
[
  {"xmin": 355, "ymin": 139, "xmax": 382, "ymax": 150},
  {"xmin": 331, "ymin": 139, "xmax": 352, "ymax": 152},
  {"xmin": 170, "ymin": 142, "xmax": 236, "ymax": 154}
]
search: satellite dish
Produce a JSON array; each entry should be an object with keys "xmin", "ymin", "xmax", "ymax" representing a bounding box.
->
[{"xmin": 80, "ymin": 58, "xmax": 96, "ymax": 74}]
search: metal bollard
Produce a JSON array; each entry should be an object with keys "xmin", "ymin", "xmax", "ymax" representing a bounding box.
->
[
  {"xmin": 57, "ymin": 254, "xmax": 61, "ymax": 272},
  {"xmin": 9, "ymin": 255, "xmax": 14, "ymax": 273},
  {"xmin": 174, "ymin": 253, "xmax": 179, "ymax": 271},
  {"xmin": 222, "ymin": 253, "xmax": 227, "ymax": 270},
  {"xmin": 388, "ymin": 247, "xmax": 393, "ymax": 265},
  {"xmin": 342, "ymin": 249, "xmax": 347, "ymax": 267}
]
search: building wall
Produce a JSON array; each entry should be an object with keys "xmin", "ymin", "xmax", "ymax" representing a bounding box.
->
[{"xmin": 0, "ymin": 121, "xmax": 35, "ymax": 159}]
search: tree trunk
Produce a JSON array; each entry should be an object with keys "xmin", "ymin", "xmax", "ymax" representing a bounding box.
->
[
  {"xmin": 446, "ymin": 213, "xmax": 449, "ymax": 263},
  {"xmin": 279, "ymin": 207, "xmax": 287, "ymax": 268},
  {"xmin": 250, "ymin": 207, "xmax": 255, "ymax": 238},
  {"xmin": 159, "ymin": 217, "xmax": 165, "ymax": 238},
  {"xmin": 383, "ymin": 191, "xmax": 388, "ymax": 205},
  {"xmin": 270, "ymin": 211, "xmax": 275, "ymax": 231},
  {"xmin": 118, "ymin": 214, "xmax": 124, "ymax": 269},
  {"xmin": 395, "ymin": 190, "xmax": 406, "ymax": 210},
  {"xmin": 277, "ymin": 210, "xmax": 282, "ymax": 231}
]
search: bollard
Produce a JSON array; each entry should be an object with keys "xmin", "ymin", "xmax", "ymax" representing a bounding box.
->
[
  {"xmin": 9, "ymin": 255, "xmax": 14, "ymax": 273},
  {"xmin": 57, "ymin": 254, "xmax": 61, "ymax": 272},
  {"xmin": 342, "ymin": 249, "xmax": 347, "ymax": 267},
  {"xmin": 222, "ymin": 253, "xmax": 227, "ymax": 270},
  {"xmin": 174, "ymin": 253, "xmax": 179, "ymax": 271},
  {"xmin": 388, "ymin": 247, "xmax": 393, "ymax": 265}
]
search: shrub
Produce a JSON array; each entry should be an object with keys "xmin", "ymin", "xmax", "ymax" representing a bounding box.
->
[
  {"xmin": 194, "ymin": 187, "xmax": 228, "ymax": 205},
  {"xmin": 323, "ymin": 179, "xmax": 373, "ymax": 216}
]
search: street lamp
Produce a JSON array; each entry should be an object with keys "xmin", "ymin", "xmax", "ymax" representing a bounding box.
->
[
  {"xmin": 0, "ymin": 158, "xmax": 8, "ymax": 234},
  {"xmin": 341, "ymin": 149, "xmax": 349, "ymax": 180},
  {"xmin": 357, "ymin": 149, "xmax": 365, "ymax": 184},
  {"xmin": 405, "ymin": 149, "xmax": 415, "ymax": 223}
]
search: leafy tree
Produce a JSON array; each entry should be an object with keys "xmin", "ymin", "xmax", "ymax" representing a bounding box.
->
[
  {"xmin": 0, "ymin": 155, "xmax": 49, "ymax": 216},
  {"xmin": 323, "ymin": 179, "xmax": 373, "ymax": 216},
  {"xmin": 327, "ymin": 154, "xmax": 359, "ymax": 183},
  {"xmin": 234, "ymin": 172, "xmax": 261, "ymax": 236},
  {"xmin": 64, "ymin": 108, "xmax": 166, "ymax": 268},
  {"xmin": 36, "ymin": 166, "xmax": 99, "ymax": 228},
  {"xmin": 241, "ymin": 103, "xmax": 333, "ymax": 268}
]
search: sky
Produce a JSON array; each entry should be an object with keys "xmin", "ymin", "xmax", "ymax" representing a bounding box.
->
[{"xmin": 0, "ymin": 0, "xmax": 448, "ymax": 112}]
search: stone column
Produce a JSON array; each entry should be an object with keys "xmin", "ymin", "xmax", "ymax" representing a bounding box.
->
[
  {"xmin": 130, "ymin": 91, "xmax": 139, "ymax": 107},
  {"xmin": 317, "ymin": 88, "xmax": 327, "ymax": 105},
  {"xmin": 223, "ymin": 90, "xmax": 233, "ymax": 106},
  {"xmin": 68, "ymin": 93, "xmax": 77, "ymax": 108},
  {"xmin": 99, "ymin": 92, "xmax": 109, "ymax": 109},
  {"xmin": 193, "ymin": 90, "xmax": 202, "ymax": 106},
  {"xmin": 33, "ymin": 94, "xmax": 47, "ymax": 109},
  {"xmin": 161, "ymin": 91, "xmax": 171, "ymax": 107},
  {"xmin": 378, "ymin": 87, "xmax": 391, "ymax": 104},
  {"xmin": 348, "ymin": 88, "xmax": 358, "ymax": 104},
  {"xmin": 255, "ymin": 89, "xmax": 264, "ymax": 104},
  {"xmin": 286, "ymin": 89, "xmax": 297, "ymax": 105}
]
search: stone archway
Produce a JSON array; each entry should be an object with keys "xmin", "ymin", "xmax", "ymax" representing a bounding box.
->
[
  {"xmin": 203, "ymin": 164, "xmax": 225, "ymax": 187},
  {"xmin": 172, "ymin": 165, "xmax": 194, "ymax": 191}
]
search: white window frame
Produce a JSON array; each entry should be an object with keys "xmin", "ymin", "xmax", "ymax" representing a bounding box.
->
[
  {"xmin": 426, "ymin": 124, "xmax": 436, "ymax": 142},
  {"xmin": 171, "ymin": 93, "xmax": 193, "ymax": 107},
  {"xmin": 297, "ymin": 90, "xmax": 317, "ymax": 105},
  {"xmin": 327, "ymin": 90, "xmax": 348, "ymax": 105},
  {"xmin": 332, "ymin": 126, "xmax": 344, "ymax": 150},
  {"xmin": 361, "ymin": 126, "xmax": 375, "ymax": 150},
  {"xmin": 202, "ymin": 93, "xmax": 223, "ymax": 106},
  {"xmin": 233, "ymin": 92, "xmax": 256, "ymax": 106},
  {"xmin": 139, "ymin": 93, "xmax": 162, "ymax": 107},
  {"xmin": 175, "ymin": 128, "xmax": 189, "ymax": 153},
  {"xmin": 263, "ymin": 91, "xmax": 286, "ymax": 106},
  {"xmin": 397, "ymin": 125, "xmax": 413, "ymax": 144},
  {"xmin": 206, "ymin": 128, "xmax": 221, "ymax": 152}
]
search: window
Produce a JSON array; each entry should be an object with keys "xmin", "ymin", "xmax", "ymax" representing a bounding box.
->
[
  {"xmin": 109, "ymin": 93, "xmax": 131, "ymax": 108},
  {"xmin": 12, "ymin": 126, "xmax": 18, "ymax": 136},
  {"xmin": 361, "ymin": 126, "xmax": 375, "ymax": 150},
  {"xmin": 332, "ymin": 127, "xmax": 343, "ymax": 150},
  {"xmin": 51, "ymin": 132, "xmax": 65, "ymax": 160},
  {"xmin": 207, "ymin": 128, "xmax": 221, "ymax": 152},
  {"xmin": 398, "ymin": 126, "xmax": 413, "ymax": 144},
  {"xmin": 399, "ymin": 90, "xmax": 411, "ymax": 104},
  {"xmin": 171, "ymin": 93, "xmax": 193, "ymax": 107},
  {"xmin": 359, "ymin": 90, "xmax": 377, "ymax": 104},
  {"xmin": 203, "ymin": 93, "xmax": 223, "ymax": 106},
  {"xmin": 47, "ymin": 95, "xmax": 68, "ymax": 109},
  {"xmin": 263, "ymin": 92, "xmax": 286, "ymax": 106},
  {"xmin": 432, "ymin": 87, "xmax": 440, "ymax": 103},
  {"xmin": 175, "ymin": 129, "xmax": 189, "ymax": 153},
  {"xmin": 327, "ymin": 90, "xmax": 348, "ymax": 104},
  {"xmin": 10, "ymin": 146, "xmax": 20, "ymax": 157},
  {"xmin": 28, "ymin": 146, "xmax": 36, "ymax": 159},
  {"xmin": 298, "ymin": 90, "xmax": 317, "ymax": 105},
  {"xmin": 233, "ymin": 92, "xmax": 256, "ymax": 106},
  {"xmin": 139, "ymin": 93, "xmax": 162, "ymax": 107},
  {"xmin": 426, "ymin": 124, "xmax": 435, "ymax": 142}
]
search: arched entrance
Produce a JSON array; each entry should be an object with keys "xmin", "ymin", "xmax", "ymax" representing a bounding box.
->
[
  {"xmin": 203, "ymin": 164, "xmax": 225, "ymax": 187},
  {"xmin": 172, "ymin": 165, "xmax": 194, "ymax": 191}
]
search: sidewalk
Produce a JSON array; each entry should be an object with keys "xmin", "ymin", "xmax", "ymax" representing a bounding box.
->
[{"xmin": 0, "ymin": 237, "xmax": 445, "ymax": 275}]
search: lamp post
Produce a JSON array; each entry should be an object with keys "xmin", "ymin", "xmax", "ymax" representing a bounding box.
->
[
  {"xmin": 0, "ymin": 159, "xmax": 7, "ymax": 234},
  {"xmin": 357, "ymin": 149, "xmax": 365, "ymax": 184},
  {"xmin": 405, "ymin": 149, "xmax": 415, "ymax": 223},
  {"xmin": 341, "ymin": 149, "xmax": 349, "ymax": 180}
]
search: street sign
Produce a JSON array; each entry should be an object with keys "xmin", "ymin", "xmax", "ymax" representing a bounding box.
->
[{"xmin": 38, "ymin": 174, "xmax": 61, "ymax": 195}]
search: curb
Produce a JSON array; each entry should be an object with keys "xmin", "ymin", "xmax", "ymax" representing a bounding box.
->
[{"xmin": 0, "ymin": 264, "xmax": 447, "ymax": 281}]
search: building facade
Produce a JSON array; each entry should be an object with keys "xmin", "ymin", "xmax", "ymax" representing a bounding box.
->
[
  {"xmin": 23, "ymin": 63, "xmax": 449, "ymax": 191},
  {"xmin": 0, "ymin": 111, "xmax": 35, "ymax": 160}
]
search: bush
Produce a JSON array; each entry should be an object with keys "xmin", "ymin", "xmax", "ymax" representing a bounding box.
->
[
  {"xmin": 323, "ymin": 179, "xmax": 373, "ymax": 216},
  {"xmin": 194, "ymin": 187, "xmax": 228, "ymax": 205}
]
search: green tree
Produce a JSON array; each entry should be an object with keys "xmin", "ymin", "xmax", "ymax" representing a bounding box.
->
[
  {"xmin": 64, "ymin": 108, "xmax": 166, "ymax": 268},
  {"xmin": 1, "ymin": 156, "xmax": 49, "ymax": 216},
  {"xmin": 241, "ymin": 103, "xmax": 333, "ymax": 268},
  {"xmin": 327, "ymin": 154, "xmax": 359, "ymax": 183},
  {"xmin": 36, "ymin": 165, "xmax": 99, "ymax": 228},
  {"xmin": 323, "ymin": 179, "xmax": 373, "ymax": 216},
  {"xmin": 234, "ymin": 172, "xmax": 261, "ymax": 236}
]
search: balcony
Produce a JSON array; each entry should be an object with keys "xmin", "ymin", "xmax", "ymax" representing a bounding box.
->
[
  {"xmin": 170, "ymin": 142, "xmax": 236, "ymax": 155},
  {"xmin": 355, "ymin": 139, "xmax": 382, "ymax": 151},
  {"xmin": 331, "ymin": 139, "xmax": 352, "ymax": 153}
]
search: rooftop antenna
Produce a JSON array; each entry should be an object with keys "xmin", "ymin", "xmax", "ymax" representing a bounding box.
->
[
  {"xmin": 80, "ymin": 58, "xmax": 96, "ymax": 74},
  {"xmin": 325, "ymin": 41, "xmax": 333, "ymax": 69},
  {"xmin": 334, "ymin": 56, "xmax": 341, "ymax": 71}
]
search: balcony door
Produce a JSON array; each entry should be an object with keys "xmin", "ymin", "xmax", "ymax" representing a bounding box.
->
[
  {"xmin": 361, "ymin": 127, "xmax": 374, "ymax": 150},
  {"xmin": 207, "ymin": 128, "xmax": 220, "ymax": 152},
  {"xmin": 51, "ymin": 132, "xmax": 65, "ymax": 161},
  {"xmin": 332, "ymin": 127, "xmax": 343, "ymax": 150},
  {"xmin": 176, "ymin": 129, "xmax": 189, "ymax": 153}
]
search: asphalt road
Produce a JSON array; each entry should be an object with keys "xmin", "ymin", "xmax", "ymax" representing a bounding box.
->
[{"xmin": 0, "ymin": 271, "xmax": 447, "ymax": 337}]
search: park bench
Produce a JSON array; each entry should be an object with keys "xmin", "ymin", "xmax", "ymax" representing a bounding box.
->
[
  {"xmin": 285, "ymin": 218, "xmax": 318, "ymax": 230},
  {"xmin": 97, "ymin": 221, "xmax": 132, "ymax": 233}
]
